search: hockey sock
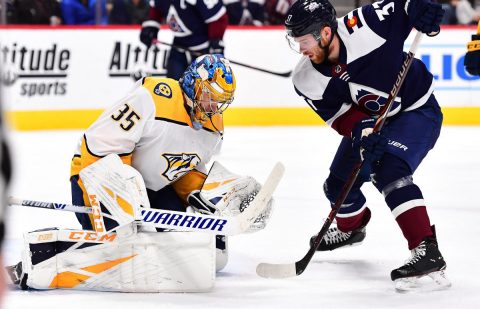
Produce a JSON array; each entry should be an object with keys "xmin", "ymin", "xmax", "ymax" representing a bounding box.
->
[
  {"xmin": 324, "ymin": 173, "xmax": 369, "ymax": 232},
  {"xmin": 336, "ymin": 207, "xmax": 371, "ymax": 232},
  {"xmin": 385, "ymin": 183, "xmax": 433, "ymax": 249}
]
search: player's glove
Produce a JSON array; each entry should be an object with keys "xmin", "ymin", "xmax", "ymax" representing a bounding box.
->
[
  {"xmin": 351, "ymin": 118, "xmax": 388, "ymax": 164},
  {"xmin": 465, "ymin": 34, "xmax": 480, "ymax": 76},
  {"xmin": 407, "ymin": 0, "xmax": 445, "ymax": 36},
  {"xmin": 140, "ymin": 20, "xmax": 160, "ymax": 48},
  {"xmin": 208, "ymin": 39, "xmax": 225, "ymax": 54}
]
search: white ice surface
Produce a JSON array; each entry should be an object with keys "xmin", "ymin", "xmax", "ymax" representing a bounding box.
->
[{"xmin": 2, "ymin": 127, "xmax": 480, "ymax": 308}]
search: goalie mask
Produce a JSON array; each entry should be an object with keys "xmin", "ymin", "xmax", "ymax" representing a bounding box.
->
[
  {"xmin": 180, "ymin": 54, "xmax": 236, "ymax": 129},
  {"xmin": 284, "ymin": 0, "xmax": 337, "ymax": 54}
]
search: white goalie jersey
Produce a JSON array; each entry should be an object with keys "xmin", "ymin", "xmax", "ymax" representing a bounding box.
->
[{"xmin": 71, "ymin": 76, "xmax": 224, "ymax": 198}]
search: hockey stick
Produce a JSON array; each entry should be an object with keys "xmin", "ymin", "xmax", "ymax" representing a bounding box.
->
[
  {"xmin": 256, "ymin": 32, "xmax": 424, "ymax": 279},
  {"xmin": 9, "ymin": 162, "xmax": 284, "ymax": 236},
  {"xmin": 153, "ymin": 40, "xmax": 293, "ymax": 78}
]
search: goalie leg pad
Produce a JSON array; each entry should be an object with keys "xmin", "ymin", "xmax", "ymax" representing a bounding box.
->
[{"xmin": 20, "ymin": 227, "xmax": 216, "ymax": 292}]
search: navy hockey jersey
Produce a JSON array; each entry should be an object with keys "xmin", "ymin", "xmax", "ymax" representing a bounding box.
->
[
  {"xmin": 224, "ymin": 0, "xmax": 265, "ymax": 25},
  {"xmin": 293, "ymin": 0, "xmax": 436, "ymax": 137},
  {"xmin": 154, "ymin": 0, "xmax": 226, "ymax": 50}
]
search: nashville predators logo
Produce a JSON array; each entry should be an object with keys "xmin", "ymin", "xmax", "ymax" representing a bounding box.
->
[
  {"xmin": 162, "ymin": 153, "xmax": 201, "ymax": 181},
  {"xmin": 154, "ymin": 83, "xmax": 172, "ymax": 98}
]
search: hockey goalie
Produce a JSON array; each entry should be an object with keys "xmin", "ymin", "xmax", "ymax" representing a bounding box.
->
[
  {"xmin": 6, "ymin": 54, "xmax": 282, "ymax": 292},
  {"xmin": 7, "ymin": 154, "xmax": 278, "ymax": 292}
]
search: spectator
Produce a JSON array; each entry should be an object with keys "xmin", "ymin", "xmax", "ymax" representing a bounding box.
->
[
  {"xmin": 2, "ymin": 0, "xmax": 16, "ymax": 24},
  {"xmin": 108, "ymin": 0, "xmax": 149, "ymax": 25},
  {"xmin": 264, "ymin": 0, "xmax": 295, "ymax": 25},
  {"xmin": 224, "ymin": 0, "xmax": 265, "ymax": 25},
  {"xmin": 61, "ymin": 0, "xmax": 108, "ymax": 25},
  {"xmin": 450, "ymin": 0, "xmax": 480, "ymax": 24},
  {"xmin": 440, "ymin": 0, "xmax": 458, "ymax": 24},
  {"xmin": 10, "ymin": 0, "xmax": 62, "ymax": 25}
]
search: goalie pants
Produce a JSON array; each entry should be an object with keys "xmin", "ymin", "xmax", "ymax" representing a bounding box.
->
[{"xmin": 325, "ymin": 96, "xmax": 443, "ymax": 249}]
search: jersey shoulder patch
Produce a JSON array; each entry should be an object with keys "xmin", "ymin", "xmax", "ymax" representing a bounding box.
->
[
  {"xmin": 337, "ymin": 8, "xmax": 386, "ymax": 64},
  {"xmin": 142, "ymin": 77, "xmax": 192, "ymax": 125}
]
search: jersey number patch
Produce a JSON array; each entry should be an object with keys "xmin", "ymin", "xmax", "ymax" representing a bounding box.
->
[
  {"xmin": 372, "ymin": 0, "xmax": 394, "ymax": 21},
  {"xmin": 111, "ymin": 103, "xmax": 141, "ymax": 131}
]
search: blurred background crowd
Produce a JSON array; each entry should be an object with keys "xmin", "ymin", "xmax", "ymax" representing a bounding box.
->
[{"xmin": 0, "ymin": 0, "xmax": 479, "ymax": 26}]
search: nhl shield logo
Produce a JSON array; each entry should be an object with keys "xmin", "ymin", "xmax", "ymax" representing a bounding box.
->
[{"xmin": 162, "ymin": 153, "xmax": 201, "ymax": 181}]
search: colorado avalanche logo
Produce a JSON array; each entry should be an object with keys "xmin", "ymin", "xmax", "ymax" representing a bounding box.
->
[
  {"xmin": 166, "ymin": 6, "xmax": 192, "ymax": 37},
  {"xmin": 168, "ymin": 16, "xmax": 182, "ymax": 33},
  {"xmin": 352, "ymin": 86, "xmax": 401, "ymax": 116},
  {"xmin": 162, "ymin": 153, "xmax": 201, "ymax": 181}
]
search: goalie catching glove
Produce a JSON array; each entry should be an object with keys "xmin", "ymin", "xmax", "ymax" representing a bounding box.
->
[{"xmin": 187, "ymin": 162, "xmax": 274, "ymax": 233}]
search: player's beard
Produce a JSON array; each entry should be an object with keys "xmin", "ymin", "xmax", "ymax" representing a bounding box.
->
[
  {"xmin": 308, "ymin": 44, "xmax": 330, "ymax": 65},
  {"xmin": 312, "ymin": 32, "xmax": 334, "ymax": 65}
]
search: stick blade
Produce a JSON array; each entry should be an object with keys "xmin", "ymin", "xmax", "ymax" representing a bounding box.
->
[{"xmin": 256, "ymin": 262, "xmax": 296, "ymax": 279}]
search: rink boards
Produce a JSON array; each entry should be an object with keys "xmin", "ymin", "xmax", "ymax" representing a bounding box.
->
[{"xmin": 0, "ymin": 25, "xmax": 478, "ymax": 130}]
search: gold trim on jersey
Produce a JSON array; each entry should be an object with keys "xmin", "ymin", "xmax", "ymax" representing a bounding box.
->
[
  {"xmin": 171, "ymin": 170, "xmax": 207, "ymax": 204},
  {"xmin": 70, "ymin": 136, "xmax": 132, "ymax": 178},
  {"xmin": 142, "ymin": 77, "xmax": 224, "ymax": 134}
]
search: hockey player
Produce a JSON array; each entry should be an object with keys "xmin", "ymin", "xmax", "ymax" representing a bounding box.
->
[
  {"xmin": 6, "ymin": 54, "xmax": 275, "ymax": 292},
  {"xmin": 285, "ymin": 0, "xmax": 450, "ymax": 290},
  {"xmin": 139, "ymin": 0, "xmax": 228, "ymax": 79},
  {"xmin": 70, "ymin": 52, "xmax": 271, "ymax": 267},
  {"xmin": 464, "ymin": 20, "xmax": 480, "ymax": 75}
]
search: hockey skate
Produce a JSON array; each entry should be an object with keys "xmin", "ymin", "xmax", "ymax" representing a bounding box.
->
[
  {"xmin": 391, "ymin": 227, "xmax": 451, "ymax": 292},
  {"xmin": 310, "ymin": 224, "xmax": 366, "ymax": 251}
]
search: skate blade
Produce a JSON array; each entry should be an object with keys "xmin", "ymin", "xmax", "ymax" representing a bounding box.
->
[{"xmin": 394, "ymin": 270, "xmax": 452, "ymax": 293}]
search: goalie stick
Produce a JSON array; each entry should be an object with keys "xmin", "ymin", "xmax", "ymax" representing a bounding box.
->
[
  {"xmin": 256, "ymin": 32, "xmax": 424, "ymax": 279},
  {"xmin": 153, "ymin": 40, "xmax": 293, "ymax": 78},
  {"xmin": 9, "ymin": 162, "xmax": 284, "ymax": 236}
]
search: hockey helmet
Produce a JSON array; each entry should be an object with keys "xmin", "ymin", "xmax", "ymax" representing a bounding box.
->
[
  {"xmin": 180, "ymin": 54, "xmax": 236, "ymax": 128},
  {"xmin": 285, "ymin": 0, "xmax": 337, "ymax": 40}
]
